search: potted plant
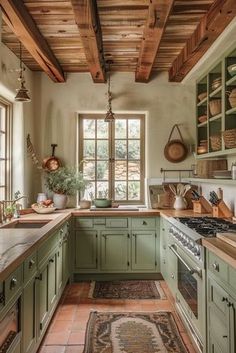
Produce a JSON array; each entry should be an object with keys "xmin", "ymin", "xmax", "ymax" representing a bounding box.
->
[{"xmin": 45, "ymin": 166, "xmax": 88, "ymax": 209}]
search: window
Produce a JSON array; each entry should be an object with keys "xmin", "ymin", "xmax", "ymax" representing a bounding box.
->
[
  {"xmin": 0, "ymin": 98, "xmax": 12, "ymax": 200},
  {"xmin": 79, "ymin": 114, "xmax": 145, "ymax": 204}
]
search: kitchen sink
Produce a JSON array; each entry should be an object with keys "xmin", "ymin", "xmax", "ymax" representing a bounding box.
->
[{"xmin": 1, "ymin": 220, "xmax": 50, "ymax": 229}]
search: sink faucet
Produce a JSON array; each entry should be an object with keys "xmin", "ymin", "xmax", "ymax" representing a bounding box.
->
[{"xmin": 0, "ymin": 196, "xmax": 27, "ymax": 222}]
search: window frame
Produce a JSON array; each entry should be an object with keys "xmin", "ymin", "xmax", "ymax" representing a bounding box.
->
[
  {"xmin": 0, "ymin": 97, "xmax": 12, "ymax": 200},
  {"xmin": 78, "ymin": 113, "xmax": 145, "ymax": 205}
]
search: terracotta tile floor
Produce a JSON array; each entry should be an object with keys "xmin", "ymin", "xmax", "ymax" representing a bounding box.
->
[{"xmin": 38, "ymin": 281, "xmax": 197, "ymax": 353}]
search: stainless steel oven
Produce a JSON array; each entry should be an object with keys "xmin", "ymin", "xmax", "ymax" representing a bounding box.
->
[
  {"xmin": 169, "ymin": 243, "xmax": 205, "ymax": 353},
  {"xmin": 0, "ymin": 302, "xmax": 20, "ymax": 353}
]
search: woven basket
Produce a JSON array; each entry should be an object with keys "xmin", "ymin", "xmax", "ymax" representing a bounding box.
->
[
  {"xmin": 223, "ymin": 129, "xmax": 236, "ymax": 149},
  {"xmin": 209, "ymin": 99, "xmax": 221, "ymax": 116},
  {"xmin": 210, "ymin": 135, "xmax": 222, "ymax": 151}
]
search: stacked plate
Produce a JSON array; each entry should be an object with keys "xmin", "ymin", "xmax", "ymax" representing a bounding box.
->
[
  {"xmin": 212, "ymin": 170, "xmax": 232, "ymax": 179},
  {"xmin": 211, "ymin": 77, "xmax": 222, "ymax": 91}
]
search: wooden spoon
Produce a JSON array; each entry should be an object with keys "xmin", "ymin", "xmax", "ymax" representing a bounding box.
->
[{"xmin": 169, "ymin": 184, "xmax": 177, "ymax": 196}]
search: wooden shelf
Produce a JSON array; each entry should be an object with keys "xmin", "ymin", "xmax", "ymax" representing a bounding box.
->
[
  {"xmin": 198, "ymin": 121, "xmax": 208, "ymax": 127},
  {"xmin": 209, "ymin": 86, "xmax": 222, "ymax": 98},
  {"xmin": 226, "ymin": 75, "xmax": 236, "ymax": 86},
  {"xmin": 197, "ymin": 97, "xmax": 207, "ymax": 106},
  {"xmin": 209, "ymin": 114, "xmax": 222, "ymax": 122},
  {"xmin": 226, "ymin": 107, "xmax": 236, "ymax": 115},
  {"xmin": 184, "ymin": 178, "xmax": 236, "ymax": 185}
]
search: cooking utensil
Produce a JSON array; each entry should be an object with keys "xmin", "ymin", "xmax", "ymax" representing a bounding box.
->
[
  {"xmin": 169, "ymin": 184, "xmax": 177, "ymax": 196},
  {"xmin": 183, "ymin": 184, "xmax": 191, "ymax": 196},
  {"xmin": 191, "ymin": 190, "xmax": 200, "ymax": 201},
  {"xmin": 209, "ymin": 191, "xmax": 220, "ymax": 206},
  {"xmin": 164, "ymin": 124, "xmax": 188, "ymax": 163},
  {"xmin": 42, "ymin": 144, "xmax": 61, "ymax": 171}
]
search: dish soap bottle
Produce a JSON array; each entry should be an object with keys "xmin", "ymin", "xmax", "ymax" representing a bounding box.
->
[{"xmin": 232, "ymin": 162, "xmax": 236, "ymax": 180}]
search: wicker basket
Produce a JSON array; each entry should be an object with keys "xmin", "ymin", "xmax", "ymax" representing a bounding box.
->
[
  {"xmin": 229, "ymin": 89, "xmax": 236, "ymax": 108},
  {"xmin": 223, "ymin": 129, "xmax": 236, "ymax": 149},
  {"xmin": 210, "ymin": 135, "xmax": 222, "ymax": 151},
  {"xmin": 209, "ymin": 99, "xmax": 221, "ymax": 116}
]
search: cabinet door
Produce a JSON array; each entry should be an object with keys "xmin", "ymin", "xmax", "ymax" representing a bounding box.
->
[
  {"xmin": 62, "ymin": 235, "xmax": 70, "ymax": 286},
  {"xmin": 57, "ymin": 244, "xmax": 63, "ymax": 294},
  {"xmin": 229, "ymin": 296, "xmax": 236, "ymax": 353},
  {"xmin": 22, "ymin": 278, "xmax": 36, "ymax": 353},
  {"xmin": 37, "ymin": 264, "xmax": 48, "ymax": 338},
  {"xmin": 48, "ymin": 253, "xmax": 57, "ymax": 311},
  {"xmin": 160, "ymin": 218, "xmax": 168, "ymax": 280},
  {"xmin": 166, "ymin": 241, "xmax": 177, "ymax": 293},
  {"xmin": 75, "ymin": 230, "xmax": 98, "ymax": 269},
  {"xmin": 131, "ymin": 231, "xmax": 156, "ymax": 271},
  {"xmin": 100, "ymin": 231, "xmax": 129, "ymax": 271}
]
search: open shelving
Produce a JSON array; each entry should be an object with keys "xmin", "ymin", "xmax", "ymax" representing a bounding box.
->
[{"xmin": 196, "ymin": 46, "xmax": 236, "ymax": 158}]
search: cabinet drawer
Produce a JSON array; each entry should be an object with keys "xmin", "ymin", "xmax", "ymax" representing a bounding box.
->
[
  {"xmin": 106, "ymin": 218, "xmax": 128, "ymax": 228},
  {"xmin": 38, "ymin": 231, "xmax": 58, "ymax": 266},
  {"xmin": 228, "ymin": 266, "xmax": 236, "ymax": 292},
  {"xmin": 94, "ymin": 218, "xmax": 106, "ymax": 225},
  {"xmin": 208, "ymin": 277, "xmax": 228, "ymax": 315},
  {"xmin": 131, "ymin": 217, "xmax": 156, "ymax": 229},
  {"xmin": 75, "ymin": 218, "xmax": 94, "ymax": 228},
  {"xmin": 5, "ymin": 266, "xmax": 22, "ymax": 303},
  {"xmin": 208, "ymin": 252, "xmax": 228, "ymax": 282},
  {"xmin": 23, "ymin": 252, "xmax": 37, "ymax": 283}
]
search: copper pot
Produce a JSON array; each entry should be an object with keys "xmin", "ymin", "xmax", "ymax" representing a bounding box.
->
[{"xmin": 42, "ymin": 144, "xmax": 61, "ymax": 171}]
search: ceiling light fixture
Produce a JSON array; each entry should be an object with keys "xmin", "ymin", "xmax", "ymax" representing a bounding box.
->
[
  {"xmin": 104, "ymin": 60, "xmax": 115, "ymax": 122},
  {"xmin": 15, "ymin": 42, "xmax": 31, "ymax": 102}
]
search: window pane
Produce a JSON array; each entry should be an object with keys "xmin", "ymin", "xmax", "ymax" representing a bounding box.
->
[
  {"xmin": 128, "ymin": 140, "xmax": 140, "ymax": 159},
  {"xmin": 115, "ymin": 161, "xmax": 127, "ymax": 180},
  {"xmin": 128, "ymin": 181, "xmax": 140, "ymax": 200},
  {"xmin": 97, "ymin": 120, "xmax": 108, "ymax": 138},
  {"xmin": 97, "ymin": 140, "xmax": 109, "ymax": 159},
  {"xmin": 0, "ymin": 187, "xmax": 5, "ymax": 200},
  {"xmin": 115, "ymin": 119, "xmax": 126, "ymax": 138},
  {"xmin": 115, "ymin": 140, "xmax": 127, "ymax": 159},
  {"xmin": 97, "ymin": 182, "xmax": 109, "ymax": 198},
  {"xmin": 115, "ymin": 181, "xmax": 127, "ymax": 200},
  {"xmin": 83, "ymin": 161, "xmax": 95, "ymax": 180},
  {"xmin": 0, "ymin": 161, "xmax": 5, "ymax": 186},
  {"xmin": 0, "ymin": 134, "xmax": 5, "ymax": 159},
  {"xmin": 97, "ymin": 161, "xmax": 109, "ymax": 180},
  {"xmin": 83, "ymin": 119, "xmax": 95, "ymax": 138},
  {"xmin": 128, "ymin": 161, "xmax": 140, "ymax": 180},
  {"xmin": 86, "ymin": 182, "xmax": 95, "ymax": 200},
  {"xmin": 128, "ymin": 119, "xmax": 140, "ymax": 138},
  {"xmin": 83, "ymin": 140, "xmax": 95, "ymax": 159},
  {"xmin": 0, "ymin": 107, "xmax": 6, "ymax": 131}
]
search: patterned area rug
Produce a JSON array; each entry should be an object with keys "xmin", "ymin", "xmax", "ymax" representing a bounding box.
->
[
  {"xmin": 83, "ymin": 311, "xmax": 189, "ymax": 353},
  {"xmin": 89, "ymin": 280, "xmax": 166, "ymax": 300}
]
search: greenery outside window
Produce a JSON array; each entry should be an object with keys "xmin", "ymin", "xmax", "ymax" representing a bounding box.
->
[
  {"xmin": 78, "ymin": 114, "xmax": 145, "ymax": 204},
  {"xmin": 0, "ymin": 98, "xmax": 12, "ymax": 200}
]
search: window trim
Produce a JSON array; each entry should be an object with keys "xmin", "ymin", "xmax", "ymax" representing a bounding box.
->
[
  {"xmin": 78, "ymin": 113, "xmax": 145, "ymax": 205},
  {"xmin": 0, "ymin": 96, "xmax": 13, "ymax": 200}
]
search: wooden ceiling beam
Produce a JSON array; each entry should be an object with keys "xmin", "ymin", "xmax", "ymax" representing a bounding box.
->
[
  {"xmin": 70, "ymin": 0, "xmax": 106, "ymax": 83},
  {"xmin": 169, "ymin": 0, "xmax": 236, "ymax": 82},
  {"xmin": 135, "ymin": 0, "xmax": 174, "ymax": 82},
  {"xmin": 0, "ymin": 0, "xmax": 65, "ymax": 82}
]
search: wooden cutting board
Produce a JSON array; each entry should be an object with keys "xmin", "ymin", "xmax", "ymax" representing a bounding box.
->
[{"xmin": 217, "ymin": 232, "xmax": 236, "ymax": 248}]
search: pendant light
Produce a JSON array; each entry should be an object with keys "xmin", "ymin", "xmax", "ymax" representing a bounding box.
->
[
  {"xmin": 104, "ymin": 61, "xmax": 115, "ymax": 122},
  {"xmin": 15, "ymin": 42, "xmax": 31, "ymax": 102}
]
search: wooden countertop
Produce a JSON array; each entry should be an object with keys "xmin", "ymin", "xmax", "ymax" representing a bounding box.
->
[{"xmin": 202, "ymin": 238, "xmax": 236, "ymax": 269}]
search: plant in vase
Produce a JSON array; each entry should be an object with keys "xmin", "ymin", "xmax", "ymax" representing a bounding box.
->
[{"xmin": 45, "ymin": 166, "xmax": 89, "ymax": 209}]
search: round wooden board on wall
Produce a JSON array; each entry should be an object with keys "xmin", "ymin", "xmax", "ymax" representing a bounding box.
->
[{"xmin": 164, "ymin": 139, "xmax": 188, "ymax": 163}]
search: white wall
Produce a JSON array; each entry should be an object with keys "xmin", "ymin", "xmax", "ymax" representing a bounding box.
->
[
  {"xmin": 0, "ymin": 42, "xmax": 35, "ymax": 204},
  {"xmin": 32, "ymin": 71, "xmax": 196, "ymax": 202}
]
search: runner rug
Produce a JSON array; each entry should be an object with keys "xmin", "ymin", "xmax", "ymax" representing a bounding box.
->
[
  {"xmin": 83, "ymin": 311, "xmax": 189, "ymax": 353},
  {"xmin": 88, "ymin": 280, "xmax": 166, "ymax": 300}
]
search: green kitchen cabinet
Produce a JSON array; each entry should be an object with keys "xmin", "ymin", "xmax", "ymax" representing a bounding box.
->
[
  {"xmin": 131, "ymin": 231, "xmax": 157, "ymax": 271},
  {"xmin": 160, "ymin": 217, "xmax": 170, "ymax": 281},
  {"xmin": 62, "ymin": 231, "xmax": 70, "ymax": 286},
  {"xmin": 22, "ymin": 277, "xmax": 36, "ymax": 353},
  {"xmin": 37, "ymin": 263, "xmax": 48, "ymax": 339},
  {"xmin": 75, "ymin": 230, "xmax": 98, "ymax": 270},
  {"xmin": 57, "ymin": 242, "xmax": 63, "ymax": 294},
  {"xmin": 48, "ymin": 252, "xmax": 57, "ymax": 312},
  {"xmin": 206, "ymin": 250, "xmax": 236, "ymax": 353},
  {"xmin": 100, "ymin": 231, "xmax": 129, "ymax": 271}
]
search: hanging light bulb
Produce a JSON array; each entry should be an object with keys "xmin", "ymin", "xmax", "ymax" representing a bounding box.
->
[
  {"xmin": 104, "ymin": 61, "xmax": 115, "ymax": 122},
  {"xmin": 15, "ymin": 42, "xmax": 31, "ymax": 102}
]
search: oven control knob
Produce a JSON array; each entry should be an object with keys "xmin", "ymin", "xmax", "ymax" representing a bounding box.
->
[
  {"xmin": 187, "ymin": 241, "xmax": 193, "ymax": 250},
  {"xmin": 193, "ymin": 245, "xmax": 200, "ymax": 256},
  {"xmin": 169, "ymin": 227, "xmax": 174, "ymax": 234}
]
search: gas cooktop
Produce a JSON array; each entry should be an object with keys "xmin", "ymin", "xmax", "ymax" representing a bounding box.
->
[{"xmin": 174, "ymin": 217, "xmax": 236, "ymax": 237}]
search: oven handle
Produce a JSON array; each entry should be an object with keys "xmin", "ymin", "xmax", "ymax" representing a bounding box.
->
[{"xmin": 169, "ymin": 244, "xmax": 202, "ymax": 278}]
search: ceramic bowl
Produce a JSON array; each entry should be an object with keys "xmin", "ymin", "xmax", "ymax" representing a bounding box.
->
[
  {"xmin": 93, "ymin": 198, "xmax": 112, "ymax": 208},
  {"xmin": 32, "ymin": 206, "xmax": 56, "ymax": 214},
  {"xmin": 227, "ymin": 64, "xmax": 236, "ymax": 77}
]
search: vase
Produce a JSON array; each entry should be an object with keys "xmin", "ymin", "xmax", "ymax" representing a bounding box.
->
[
  {"xmin": 173, "ymin": 196, "xmax": 187, "ymax": 210},
  {"xmin": 53, "ymin": 193, "xmax": 68, "ymax": 209}
]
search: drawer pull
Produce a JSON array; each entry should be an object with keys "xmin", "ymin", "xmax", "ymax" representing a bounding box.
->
[
  {"xmin": 49, "ymin": 258, "xmax": 54, "ymax": 263},
  {"xmin": 212, "ymin": 262, "xmax": 219, "ymax": 272},
  {"xmin": 223, "ymin": 335, "xmax": 228, "ymax": 338},
  {"xmin": 227, "ymin": 302, "xmax": 233, "ymax": 308},
  {"xmin": 222, "ymin": 297, "xmax": 228, "ymax": 302},
  {"xmin": 29, "ymin": 259, "xmax": 35, "ymax": 268},
  {"xmin": 35, "ymin": 274, "xmax": 42, "ymax": 281},
  {"xmin": 142, "ymin": 221, "xmax": 147, "ymax": 225},
  {"xmin": 10, "ymin": 278, "xmax": 17, "ymax": 289},
  {"xmin": 171, "ymin": 274, "xmax": 175, "ymax": 279}
]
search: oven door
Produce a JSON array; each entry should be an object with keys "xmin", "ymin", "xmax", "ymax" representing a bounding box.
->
[{"xmin": 169, "ymin": 243, "xmax": 205, "ymax": 353}]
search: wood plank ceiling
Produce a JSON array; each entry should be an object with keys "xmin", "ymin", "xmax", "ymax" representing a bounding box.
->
[{"xmin": 1, "ymin": 0, "xmax": 235, "ymax": 83}]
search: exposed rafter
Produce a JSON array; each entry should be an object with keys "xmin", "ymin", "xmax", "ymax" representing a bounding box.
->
[
  {"xmin": 135, "ymin": 0, "xmax": 174, "ymax": 82},
  {"xmin": 1, "ymin": 0, "xmax": 65, "ymax": 83},
  {"xmin": 169, "ymin": 0, "xmax": 236, "ymax": 82},
  {"xmin": 71, "ymin": 0, "xmax": 106, "ymax": 83}
]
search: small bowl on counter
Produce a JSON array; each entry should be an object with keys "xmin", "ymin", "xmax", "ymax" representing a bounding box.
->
[{"xmin": 93, "ymin": 198, "xmax": 112, "ymax": 208}]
